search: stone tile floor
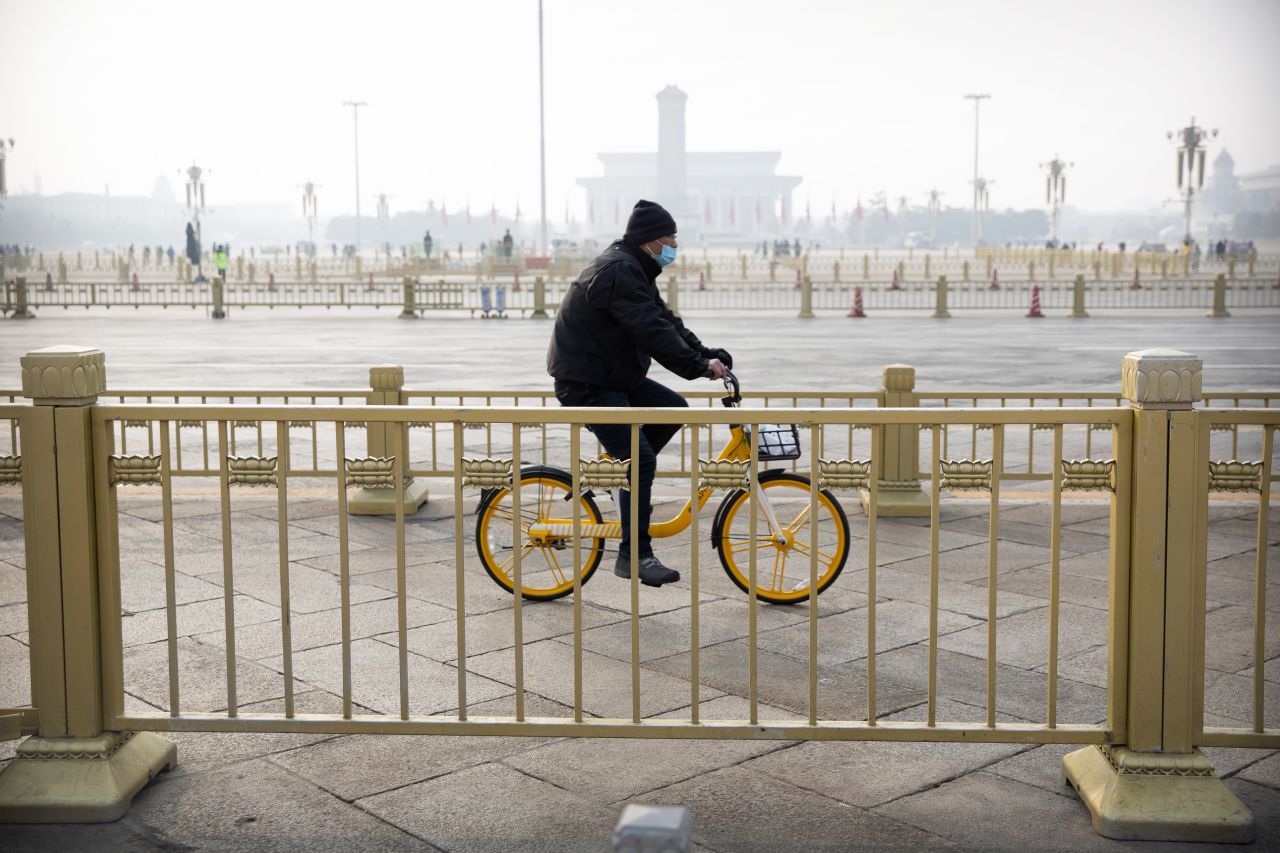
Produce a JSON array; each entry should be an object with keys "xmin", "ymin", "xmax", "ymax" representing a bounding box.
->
[{"xmin": 1, "ymin": 486, "xmax": 1278, "ymax": 851}]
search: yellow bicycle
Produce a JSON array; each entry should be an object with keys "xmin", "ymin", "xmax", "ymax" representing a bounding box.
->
[{"xmin": 474, "ymin": 372, "xmax": 851, "ymax": 604}]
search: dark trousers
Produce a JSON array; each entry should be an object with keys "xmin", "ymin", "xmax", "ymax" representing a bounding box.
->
[{"xmin": 554, "ymin": 377, "xmax": 688, "ymax": 559}]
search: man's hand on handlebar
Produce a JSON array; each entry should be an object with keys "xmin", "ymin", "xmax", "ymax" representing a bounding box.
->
[{"xmin": 705, "ymin": 358, "xmax": 729, "ymax": 381}]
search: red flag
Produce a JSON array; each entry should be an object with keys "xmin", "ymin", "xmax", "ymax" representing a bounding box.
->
[
  {"xmin": 805, "ymin": 199, "xmax": 811, "ymax": 223},
  {"xmin": 465, "ymin": 203, "xmax": 471, "ymax": 224},
  {"xmin": 831, "ymin": 199, "xmax": 836, "ymax": 221},
  {"xmin": 855, "ymin": 198, "xmax": 863, "ymax": 222},
  {"xmin": 704, "ymin": 199, "xmax": 712, "ymax": 226},
  {"xmin": 442, "ymin": 201, "xmax": 448, "ymax": 225},
  {"xmin": 515, "ymin": 202, "xmax": 522, "ymax": 223},
  {"xmin": 490, "ymin": 203, "xmax": 497, "ymax": 225}
]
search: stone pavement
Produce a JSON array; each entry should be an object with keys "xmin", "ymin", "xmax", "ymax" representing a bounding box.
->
[
  {"xmin": 1, "ymin": 484, "xmax": 1277, "ymax": 851},
  {"xmin": 1, "ymin": 312, "xmax": 1279, "ymax": 850}
]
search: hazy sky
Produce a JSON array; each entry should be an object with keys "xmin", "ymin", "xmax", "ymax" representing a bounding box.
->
[{"xmin": 2, "ymin": 0, "xmax": 1278, "ymax": 223}]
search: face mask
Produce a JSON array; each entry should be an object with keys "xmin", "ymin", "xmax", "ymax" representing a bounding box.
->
[{"xmin": 652, "ymin": 243, "xmax": 678, "ymax": 267}]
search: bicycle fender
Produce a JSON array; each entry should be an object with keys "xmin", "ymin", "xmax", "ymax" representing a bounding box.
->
[{"xmin": 708, "ymin": 467, "xmax": 791, "ymax": 542}]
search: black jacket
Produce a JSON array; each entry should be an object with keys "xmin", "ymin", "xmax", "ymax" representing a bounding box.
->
[{"xmin": 547, "ymin": 238, "xmax": 710, "ymax": 390}]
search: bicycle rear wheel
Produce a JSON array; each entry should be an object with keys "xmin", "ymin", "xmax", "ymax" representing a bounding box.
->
[{"xmin": 474, "ymin": 466, "xmax": 606, "ymax": 601}]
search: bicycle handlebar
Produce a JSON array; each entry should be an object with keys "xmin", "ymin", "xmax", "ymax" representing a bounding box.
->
[{"xmin": 721, "ymin": 369, "xmax": 741, "ymax": 407}]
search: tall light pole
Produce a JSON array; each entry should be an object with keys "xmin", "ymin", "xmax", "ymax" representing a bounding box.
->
[
  {"xmin": 182, "ymin": 162, "xmax": 208, "ymax": 282},
  {"xmin": 1039, "ymin": 155, "xmax": 1072, "ymax": 245},
  {"xmin": 925, "ymin": 189, "xmax": 943, "ymax": 246},
  {"xmin": 963, "ymin": 93, "xmax": 990, "ymax": 245},
  {"xmin": 970, "ymin": 177, "xmax": 992, "ymax": 243},
  {"xmin": 0, "ymin": 137, "xmax": 14, "ymax": 200},
  {"xmin": 376, "ymin": 193, "xmax": 390, "ymax": 252},
  {"xmin": 537, "ymin": 0, "xmax": 548, "ymax": 256},
  {"xmin": 1168, "ymin": 117, "xmax": 1217, "ymax": 243},
  {"xmin": 342, "ymin": 100, "xmax": 368, "ymax": 252},
  {"xmin": 301, "ymin": 181, "xmax": 320, "ymax": 254}
]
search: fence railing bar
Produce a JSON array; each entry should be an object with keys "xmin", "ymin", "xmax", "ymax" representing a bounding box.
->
[
  {"xmin": 1254, "ymin": 426, "xmax": 1275, "ymax": 733},
  {"xmin": 808, "ymin": 424, "xmax": 820, "ymax": 727},
  {"xmin": 929, "ymin": 425, "xmax": 941, "ymax": 727},
  {"xmin": 570, "ymin": 425, "xmax": 584, "ymax": 723},
  {"xmin": 749, "ymin": 425, "xmax": 760, "ymax": 727},
  {"xmin": 1048, "ymin": 426, "xmax": 1064, "ymax": 728},
  {"xmin": 94, "ymin": 411, "xmax": 126, "ymax": 729},
  {"xmin": 868, "ymin": 426, "xmax": 881, "ymax": 725},
  {"xmin": 689, "ymin": 424, "xmax": 701, "ymax": 725},
  {"xmin": 276, "ymin": 422, "xmax": 295, "ymax": 719},
  {"xmin": 452, "ymin": 422, "xmax": 468, "ymax": 721},
  {"xmin": 630, "ymin": 423, "xmax": 641, "ymax": 725},
  {"xmin": 335, "ymin": 421, "xmax": 353, "ymax": 720},
  {"xmin": 394, "ymin": 422, "xmax": 409, "ymax": 721},
  {"xmin": 216, "ymin": 421, "xmax": 238, "ymax": 716},
  {"xmin": 159, "ymin": 419, "xmax": 181, "ymax": 718},
  {"xmin": 512, "ymin": 425, "xmax": 526, "ymax": 723},
  {"xmin": 987, "ymin": 424, "xmax": 1004, "ymax": 729}
]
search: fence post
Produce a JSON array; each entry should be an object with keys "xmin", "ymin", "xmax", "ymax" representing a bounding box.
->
[
  {"xmin": 862, "ymin": 254, "xmax": 869, "ymax": 280},
  {"xmin": 963, "ymin": 259, "xmax": 970, "ymax": 282},
  {"xmin": 931, "ymin": 275, "xmax": 951, "ymax": 318},
  {"xmin": 211, "ymin": 276, "xmax": 226, "ymax": 319},
  {"xmin": 1206, "ymin": 273, "xmax": 1230, "ymax": 318},
  {"xmin": 1069, "ymin": 274, "xmax": 1089, "ymax": 318},
  {"xmin": 1064, "ymin": 349, "xmax": 1252, "ymax": 842},
  {"xmin": 666, "ymin": 274, "xmax": 679, "ymax": 316},
  {"xmin": 862, "ymin": 365, "xmax": 929, "ymax": 517},
  {"xmin": 0, "ymin": 346, "xmax": 176, "ymax": 821},
  {"xmin": 57, "ymin": 256, "xmax": 68, "ymax": 284},
  {"xmin": 399, "ymin": 276, "xmax": 417, "ymax": 319},
  {"xmin": 1227, "ymin": 258, "xmax": 1235, "ymax": 282},
  {"xmin": 348, "ymin": 364, "xmax": 429, "ymax": 516},
  {"xmin": 531, "ymin": 275, "xmax": 549, "ymax": 319},
  {"xmin": 11, "ymin": 277, "xmax": 34, "ymax": 319},
  {"xmin": 797, "ymin": 274, "xmax": 815, "ymax": 319},
  {"xmin": 923, "ymin": 253, "xmax": 930, "ymax": 279},
  {"xmin": 309, "ymin": 260, "xmax": 318, "ymax": 283},
  {"xmin": 1247, "ymin": 251, "xmax": 1255, "ymax": 278}
]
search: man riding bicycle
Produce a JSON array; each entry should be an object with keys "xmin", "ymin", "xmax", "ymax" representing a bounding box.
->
[{"xmin": 547, "ymin": 199, "xmax": 731, "ymax": 587}]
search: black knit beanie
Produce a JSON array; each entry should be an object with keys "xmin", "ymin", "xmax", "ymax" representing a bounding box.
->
[{"xmin": 624, "ymin": 199, "xmax": 677, "ymax": 245}]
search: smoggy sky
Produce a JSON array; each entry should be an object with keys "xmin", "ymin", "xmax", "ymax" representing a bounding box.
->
[{"xmin": 2, "ymin": 0, "xmax": 1277, "ymax": 224}]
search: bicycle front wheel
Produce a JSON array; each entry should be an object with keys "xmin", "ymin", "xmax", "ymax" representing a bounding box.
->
[
  {"xmin": 474, "ymin": 466, "xmax": 606, "ymax": 601},
  {"xmin": 712, "ymin": 471, "xmax": 850, "ymax": 604}
]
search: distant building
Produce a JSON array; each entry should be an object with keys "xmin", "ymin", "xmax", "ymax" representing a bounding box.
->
[
  {"xmin": 1238, "ymin": 163, "xmax": 1280, "ymax": 211},
  {"xmin": 577, "ymin": 86, "xmax": 801, "ymax": 240}
]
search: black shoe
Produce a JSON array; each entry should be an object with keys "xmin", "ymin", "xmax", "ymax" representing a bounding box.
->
[{"xmin": 614, "ymin": 554, "xmax": 680, "ymax": 587}]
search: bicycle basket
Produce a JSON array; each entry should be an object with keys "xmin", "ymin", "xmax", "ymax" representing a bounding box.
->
[{"xmin": 743, "ymin": 423, "xmax": 802, "ymax": 461}]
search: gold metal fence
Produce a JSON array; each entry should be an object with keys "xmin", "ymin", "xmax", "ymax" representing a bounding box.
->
[{"xmin": 0, "ymin": 345, "xmax": 1275, "ymax": 841}]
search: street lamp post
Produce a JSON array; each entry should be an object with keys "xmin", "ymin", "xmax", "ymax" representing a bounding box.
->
[
  {"xmin": 925, "ymin": 189, "xmax": 943, "ymax": 246},
  {"xmin": 971, "ymin": 177, "xmax": 992, "ymax": 243},
  {"xmin": 963, "ymin": 93, "xmax": 990, "ymax": 246},
  {"xmin": 343, "ymin": 100, "xmax": 368, "ymax": 253},
  {"xmin": 537, "ymin": 0, "xmax": 548, "ymax": 257},
  {"xmin": 301, "ymin": 182, "xmax": 320, "ymax": 255},
  {"xmin": 1167, "ymin": 117, "xmax": 1217, "ymax": 243},
  {"xmin": 0, "ymin": 137, "xmax": 14, "ymax": 200},
  {"xmin": 183, "ymin": 162, "xmax": 208, "ymax": 282},
  {"xmin": 376, "ymin": 193, "xmax": 390, "ymax": 253},
  {"xmin": 1040, "ymin": 156, "xmax": 1073, "ymax": 244}
]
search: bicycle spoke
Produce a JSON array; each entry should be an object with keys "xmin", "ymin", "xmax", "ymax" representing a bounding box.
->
[
  {"xmin": 790, "ymin": 541, "xmax": 837, "ymax": 563},
  {"xmin": 494, "ymin": 541, "xmax": 538, "ymax": 576},
  {"xmin": 769, "ymin": 548, "xmax": 787, "ymax": 591},
  {"xmin": 728, "ymin": 538, "xmax": 779, "ymax": 555},
  {"xmin": 539, "ymin": 546, "xmax": 569, "ymax": 586}
]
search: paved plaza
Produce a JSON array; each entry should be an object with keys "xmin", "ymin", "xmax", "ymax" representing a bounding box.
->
[{"xmin": 2, "ymin": 310, "xmax": 1279, "ymax": 851}]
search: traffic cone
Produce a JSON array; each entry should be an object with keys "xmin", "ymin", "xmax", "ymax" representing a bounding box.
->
[
  {"xmin": 990, "ymin": 268, "xmax": 999, "ymax": 290},
  {"xmin": 268, "ymin": 272, "xmax": 277, "ymax": 291},
  {"xmin": 44, "ymin": 272, "xmax": 54, "ymax": 291},
  {"xmin": 130, "ymin": 271, "xmax": 140, "ymax": 292},
  {"xmin": 699, "ymin": 270, "xmax": 706, "ymax": 290},
  {"xmin": 1026, "ymin": 284, "xmax": 1044, "ymax": 318},
  {"xmin": 847, "ymin": 286, "xmax": 866, "ymax": 318},
  {"xmin": 1130, "ymin": 268, "xmax": 1142, "ymax": 290},
  {"xmin": 513, "ymin": 271, "xmax": 521, "ymax": 292},
  {"xmin": 890, "ymin": 268, "xmax": 901, "ymax": 290}
]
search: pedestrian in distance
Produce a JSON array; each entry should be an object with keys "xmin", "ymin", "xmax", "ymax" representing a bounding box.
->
[
  {"xmin": 547, "ymin": 199, "xmax": 732, "ymax": 587},
  {"xmin": 423, "ymin": 230, "xmax": 433, "ymax": 259},
  {"xmin": 503, "ymin": 229, "xmax": 514, "ymax": 260}
]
